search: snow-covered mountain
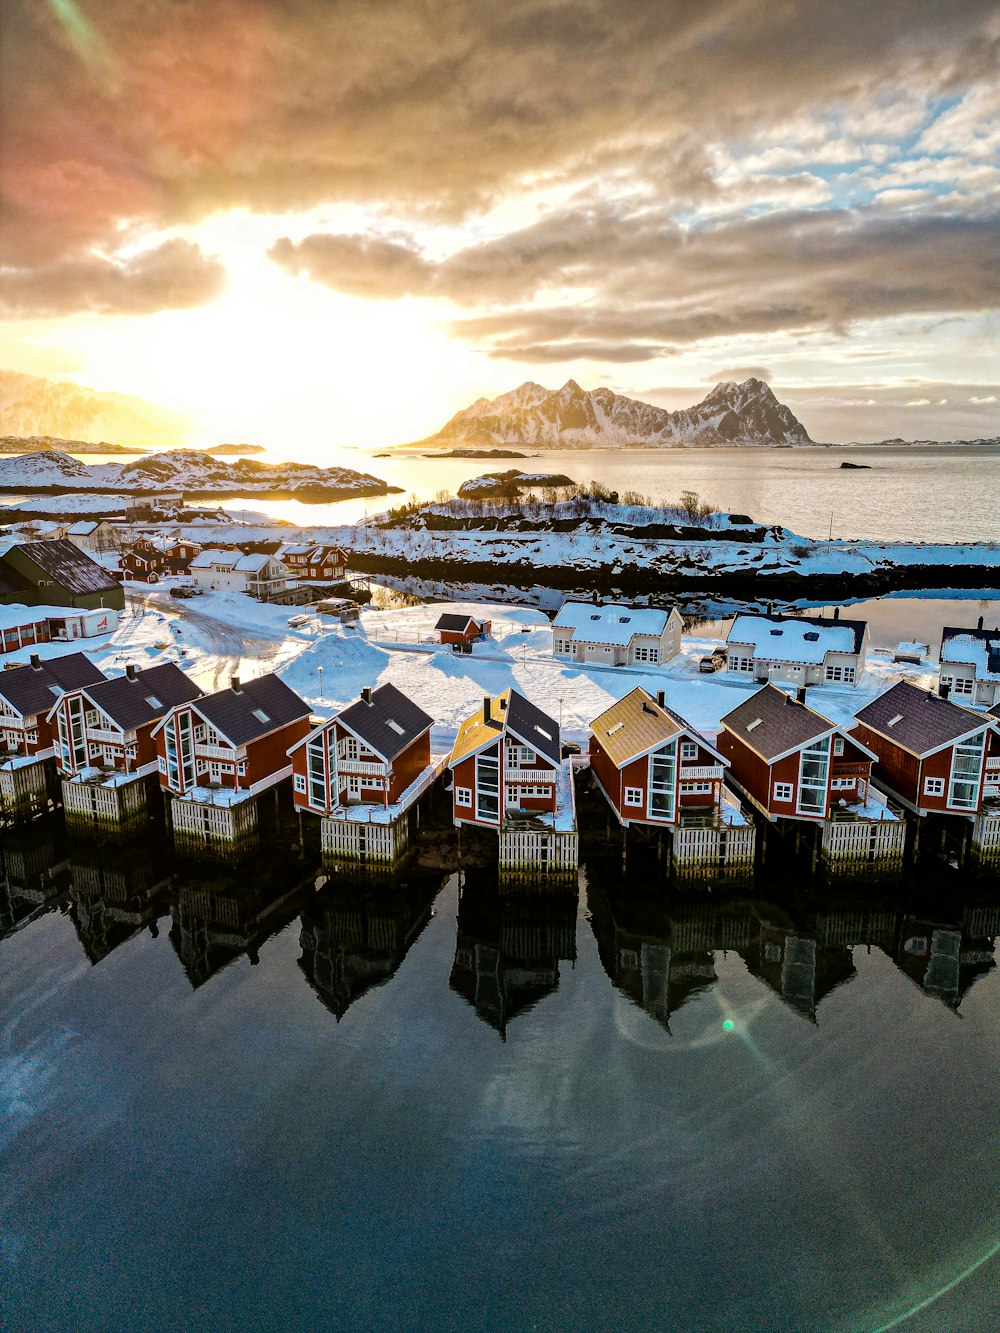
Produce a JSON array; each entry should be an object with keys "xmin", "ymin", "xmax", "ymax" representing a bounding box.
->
[
  {"xmin": 418, "ymin": 378, "xmax": 813, "ymax": 448},
  {"xmin": 0, "ymin": 370, "xmax": 189, "ymax": 447}
]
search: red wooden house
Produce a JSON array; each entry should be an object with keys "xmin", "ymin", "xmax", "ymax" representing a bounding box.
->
[
  {"xmin": 153, "ymin": 673, "xmax": 312, "ymax": 797},
  {"xmin": 0, "ymin": 652, "xmax": 107, "ymax": 763},
  {"xmin": 448, "ymin": 689, "xmax": 562, "ymax": 828},
  {"xmin": 589, "ymin": 687, "xmax": 728, "ymax": 826},
  {"xmin": 718, "ymin": 683, "xmax": 878, "ymax": 823},
  {"xmin": 853, "ymin": 681, "xmax": 995, "ymax": 817},
  {"xmin": 435, "ymin": 612, "xmax": 492, "ymax": 648},
  {"xmin": 279, "ymin": 543, "xmax": 349, "ymax": 582},
  {"xmin": 49, "ymin": 662, "xmax": 202, "ymax": 779},
  {"xmin": 289, "ymin": 683, "xmax": 433, "ymax": 815},
  {"xmin": 119, "ymin": 539, "xmax": 165, "ymax": 582}
]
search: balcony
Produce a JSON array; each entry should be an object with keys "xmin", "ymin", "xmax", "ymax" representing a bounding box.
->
[
  {"xmin": 337, "ymin": 759, "xmax": 388, "ymax": 777},
  {"xmin": 195, "ymin": 743, "xmax": 244, "ymax": 762},
  {"xmin": 87, "ymin": 727, "xmax": 125, "ymax": 744},
  {"xmin": 679, "ymin": 765, "xmax": 724, "ymax": 781}
]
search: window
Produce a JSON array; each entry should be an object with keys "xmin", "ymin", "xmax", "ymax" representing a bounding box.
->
[
  {"xmin": 294, "ymin": 774, "xmax": 306, "ymax": 793},
  {"xmin": 773, "ymin": 782, "xmax": 794, "ymax": 802},
  {"xmin": 942, "ymin": 675, "xmax": 974, "ymax": 696},
  {"xmin": 341, "ymin": 736, "xmax": 359, "ymax": 762},
  {"xmin": 948, "ymin": 732, "xmax": 985, "ymax": 809},
  {"xmin": 648, "ymin": 741, "xmax": 677, "ymax": 820},
  {"xmin": 730, "ymin": 656, "xmax": 754, "ymax": 673},
  {"xmin": 680, "ymin": 742, "xmax": 698, "ymax": 761},
  {"xmin": 633, "ymin": 645, "xmax": 659, "ymax": 663},
  {"xmin": 456, "ymin": 786, "xmax": 472, "ymax": 807},
  {"xmin": 797, "ymin": 737, "xmax": 831, "ymax": 816},
  {"xmin": 923, "ymin": 776, "xmax": 944, "ymax": 797},
  {"xmin": 475, "ymin": 748, "xmax": 500, "ymax": 822},
  {"xmin": 624, "ymin": 787, "xmax": 643, "ymax": 805},
  {"xmin": 85, "ymin": 709, "xmax": 99, "ymax": 727},
  {"xmin": 831, "ymin": 777, "xmax": 855, "ymax": 790},
  {"xmin": 680, "ymin": 781, "xmax": 712, "ymax": 793},
  {"xmin": 306, "ymin": 733, "xmax": 329, "ymax": 808},
  {"xmin": 832, "ymin": 737, "xmax": 844, "ymax": 756}
]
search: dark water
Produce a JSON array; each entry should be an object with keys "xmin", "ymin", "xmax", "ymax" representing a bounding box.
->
[{"xmin": 2, "ymin": 825, "xmax": 999, "ymax": 1333}]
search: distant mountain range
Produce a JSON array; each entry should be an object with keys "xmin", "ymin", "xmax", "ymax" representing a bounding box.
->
[
  {"xmin": 415, "ymin": 377, "xmax": 813, "ymax": 449},
  {"xmin": 0, "ymin": 370, "xmax": 188, "ymax": 447}
]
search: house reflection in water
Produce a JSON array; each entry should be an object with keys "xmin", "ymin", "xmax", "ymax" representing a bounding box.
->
[
  {"xmin": 67, "ymin": 837, "xmax": 172, "ymax": 964},
  {"xmin": 878, "ymin": 905, "xmax": 998, "ymax": 1010},
  {"xmin": 0, "ymin": 822, "xmax": 70, "ymax": 940},
  {"xmin": 298, "ymin": 873, "xmax": 442, "ymax": 1020},
  {"xmin": 449, "ymin": 876, "xmax": 578, "ymax": 1038}
]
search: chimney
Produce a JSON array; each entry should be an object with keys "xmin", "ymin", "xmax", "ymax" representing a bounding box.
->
[
  {"xmin": 767, "ymin": 601, "xmax": 774, "ymax": 617},
  {"xmin": 833, "ymin": 607, "xmax": 840, "ymax": 621},
  {"xmin": 362, "ymin": 686, "xmax": 372, "ymax": 706},
  {"xmin": 656, "ymin": 690, "xmax": 665, "ymax": 708},
  {"xmin": 126, "ymin": 663, "xmax": 138, "ymax": 681},
  {"xmin": 796, "ymin": 685, "xmax": 807, "ymax": 705},
  {"xmin": 30, "ymin": 652, "xmax": 41, "ymax": 670},
  {"xmin": 483, "ymin": 695, "xmax": 491, "ymax": 724},
  {"xmin": 231, "ymin": 674, "xmax": 242, "ymax": 693},
  {"xmin": 939, "ymin": 680, "xmax": 951, "ymax": 700},
  {"xmin": 977, "ymin": 615, "xmax": 984, "ymax": 630}
]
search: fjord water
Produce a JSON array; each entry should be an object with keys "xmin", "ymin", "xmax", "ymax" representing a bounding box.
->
[{"xmin": 3, "ymin": 842, "xmax": 999, "ymax": 1332}]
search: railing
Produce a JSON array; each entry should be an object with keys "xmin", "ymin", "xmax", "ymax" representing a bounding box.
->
[
  {"xmin": 87, "ymin": 727, "xmax": 125, "ymax": 744},
  {"xmin": 832, "ymin": 761, "xmax": 870, "ymax": 776},
  {"xmin": 195, "ymin": 743, "xmax": 244, "ymax": 762},
  {"xmin": 679, "ymin": 765, "xmax": 724, "ymax": 781},
  {"xmin": 336, "ymin": 759, "xmax": 388, "ymax": 776}
]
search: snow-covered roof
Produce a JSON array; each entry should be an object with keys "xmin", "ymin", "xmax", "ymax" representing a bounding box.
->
[
  {"xmin": 940, "ymin": 628, "xmax": 1000, "ymax": 682},
  {"xmin": 728, "ymin": 614, "xmax": 859, "ymax": 664},
  {"xmin": 553, "ymin": 601, "xmax": 672, "ymax": 646},
  {"xmin": 190, "ymin": 548, "xmax": 241, "ymax": 569},
  {"xmin": 66, "ymin": 520, "xmax": 100, "ymax": 536}
]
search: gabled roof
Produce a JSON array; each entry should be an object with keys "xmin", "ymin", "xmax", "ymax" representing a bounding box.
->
[
  {"xmin": 188, "ymin": 674, "xmax": 310, "ymax": 747},
  {"xmin": 66, "ymin": 520, "xmax": 100, "ymax": 536},
  {"xmin": 0, "ymin": 652, "xmax": 106, "ymax": 719},
  {"xmin": 450, "ymin": 688, "xmax": 560, "ymax": 767},
  {"xmin": 552, "ymin": 600, "xmax": 673, "ymax": 646},
  {"xmin": 435, "ymin": 612, "xmax": 479, "ymax": 632},
  {"xmin": 326, "ymin": 683, "xmax": 433, "ymax": 761},
  {"xmin": 728, "ymin": 612, "xmax": 866, "ymax": 663},
  {"xmin": 940, "ymin": 625, "xmax": 1000, "ymax": 683},
  {"xmin": 855, "ymin": 680, "xmax": 991, "ymax": 757},
  {"xmin": 721, "ymin": 683, "xmax": 846, "ymax": 762},
  {"xmin": 9, "ymin": 539, "xmax": 120, "ymax": 595},
  {"xmin": 67, "ymin": 663, "xmax": 201, "ymax": 731},
  {"xmin": 591, "ymin": 687, "xmax": 724, "ymax": 769},
  {"xmin": 990, "ymin": 701, "xmax": 1000, "ymax": 721},
  {"xmin": 0, "ymin": 563, "xmax": 33, "ymax": 598}
]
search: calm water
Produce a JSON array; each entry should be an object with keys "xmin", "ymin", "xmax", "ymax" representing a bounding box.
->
[
  {"xmin": 2, "ymin": 824, "xmax": 999, "ymax": 1332},
  {"xmin": 693, "ymin": 597, "xmax": 1000, "ymax": 646},
  {"xmin": 37, "ymin": 442, "xmax": 1000, "ymax": 543}
]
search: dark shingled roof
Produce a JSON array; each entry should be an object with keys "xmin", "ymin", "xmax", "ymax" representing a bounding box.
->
[
  {"xmin": 194, "ymin": 674, "xmax": 310, "ymax": 747},
  {"xmin": 506, "ymin": 688, "xmax": 561, "ymax": 764},
  {"xmin": 990, "ymin": 702, "xmax": 1000, "ymax": 720},
  {"xmin": 855, "ymin": 680, "xmax": 989, "ymax": 756},
  {"xmin": 11, "ymin": 540, "xmax": 120, "ymax": 595},
  {"xmin": 720, "ymin": 683, "xmax": 833, "ymax": 761},
  {"xmin": 0, "ymin": 652, "xmax": 106, "ymax": 719},
  {"xmin": 85, "ymin": 663, "xmax": 201, "ymax": 731},
  {"xmin": 435, "ymin": 612, "xmax": 478, "ymax": 632},
  {"xmin": 337, "ymin": 683, "xmax": 433, "ymax": 760}
]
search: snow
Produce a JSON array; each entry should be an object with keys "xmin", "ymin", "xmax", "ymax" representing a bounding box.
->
[
  {"xmin": 323, "ymin": 755, "xmax": 449, "ymax": 825},
  {"xmin": 941, "ymin": 632, "xmax": 1000, "ymax": 682},
  {"xmin": 177, "ymin": 784, "xmax": 254, "ymax": 808},
  {"xmin": 728, "ymin": 614, "xmax": 856, "ymax": 664},
  {"xmin": 553, "ymin": 600, "xmax": 673, "ymax": 644}
]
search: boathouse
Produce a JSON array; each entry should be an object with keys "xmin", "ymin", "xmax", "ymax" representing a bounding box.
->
[
  {"xmin": 725, "ymin": 609, "xmax": 868, "ymax": 687},
  {"xmin": 434, "ymin": 612, "xmax": 491, "ymax": 647},
  {"xmin": 289, "ymin": 682, "xmax": 438, "ymax": 868},
  {"xmin": 448, "ymin": 688, "xmax": 578, "ymax": 880},
  {"xmin": 153, "ymin": 673, "xmax": 312, "ymax": 858},
  {"xmin": 588, "ymin": 686, "xmax": 755, "ymax": 879},
  {"xmin": 0, "ymin": 652, "xmax": 107, "ymax": 823},
  {"xmin": 853, "ymin": 680, "xmax": 999, "ymax": 866},
  {"xmin": 552, "ymin": 600, "xmax": 682, "ymax": 668},
  {"xmin": 939, "ymin": 618, "xmax": 1000, "ymax": 708},
  {"xmin": 718, "ymin": 683, "xmax": 904, "ymax": 871},
  {"xmin": 49, "ymin": 662, "xmax": 202, "ymax": 836}
]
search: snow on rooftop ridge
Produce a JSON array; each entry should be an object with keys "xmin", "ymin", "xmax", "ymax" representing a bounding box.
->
[{"xmin": 728, "ymin": 614, "xmax": 856, "ymax": 664}]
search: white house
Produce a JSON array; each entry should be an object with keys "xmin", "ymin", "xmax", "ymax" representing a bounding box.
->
[
  {"xmin": 189, "ymin": 549, "xmax": 290, "ymax": 600},
  {"xmin": 552, "ymin": 601, "xmax": 683, "ymax": 667},
  {"xmin": 725, "ymin": 610, "xmax": 869, "ymax": 687},
  {"xmin": 939, "ymin": 620, "xmax": 1000, "ymax": 707},
  {"xmin": 65, "ymin": 519, "xmax": 127, "ymax": 554}
]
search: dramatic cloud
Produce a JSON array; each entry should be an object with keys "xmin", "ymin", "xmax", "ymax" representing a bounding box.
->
[{"xmin": 0, "ymin": 240, "xmax": 226, "ymax": 317}]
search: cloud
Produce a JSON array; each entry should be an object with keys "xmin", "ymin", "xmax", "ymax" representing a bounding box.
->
[
  {"xmin": 2, "ymin": 0, "xmax": 997, "ymax": 271},
  {"xmin": 0, "ymin": 240, "xmax": 226, "ymax": 318}
]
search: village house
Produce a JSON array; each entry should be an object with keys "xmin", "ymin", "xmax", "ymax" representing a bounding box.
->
[
  {"xmin": 853, "ymin": 680, "xmax": 1000, "ymax": 865},
  {"xmin": 1, "ymin": 604, "xmax": 52, "ymax": 655},
  {"xmin": 49, "ymin": 661, "xmax": 202, "ymax": 836},
  {"xmin": 725, "ymin": 609, "xmax": 869, "ymax": 687},
  {"xmin": 0, "ymin": 539, "xmax": 124, "ymax": 612},
  {"xmin": 434, "ymin": 612, "xmax": 492, "ymax": 648},
  {"xmin": 153, "ymin": 673, "xmax": 312, "ymax": 857},
  {"xmin": 289, "ymin": 682, "xmax": 437, "ymax": 868},
  {"xmin": 448, "ymin": 688, "xmax": 578, "ymax": 879},
  {"xmin": 189, "ymin": 548, "xmax": 290, "ymax": 600},
  {"xmin": 718, "ymin": 683, "xmax": 903, "ymax": 871},
  {"xmin": 552, "ymin": 600, "xmax": 683, "ymax": 667},
  {"xmin": 939, "ymin": 618, "xmax": 1000, "ymax": 707},
  {"xmin": 277, "ymin": 542, "xmax": 349, "ymax": 583},
  {"xmin": 588, "ymin": 686, "xmax": 755, "ymax": 878},
  {"xmin": 0, "ymin": 652, "xmax": 107, "ymax": 822},
  {"xmin": 65, "ymin": 519, "xmax": 127, "ymax": 555}
]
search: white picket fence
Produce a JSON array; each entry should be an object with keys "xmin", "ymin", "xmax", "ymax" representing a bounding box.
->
[
  {"xmin": 498, "ymin": 828, "xmax": 579, "ymax": 874},
  {"xmin": 972, "ymin": 810, "xmax": 1000, "ymax": 864},
  {"xmin": 0, "ymin": 759, "xmax": 49, "ymax": 822},
  {"xmin": 821, "ymin": 817, "xmax": 905, "ymax": 868},
  {"xmin": 63, "ymin": 775, "xmax": 148, "ymax": 834},
  {"xmin": 322, "ymin": 815, "xmax": 406, "ymax": 865},
  {"xmin": 672, "ymin": 823, "xmax": 756, "ymax": 877},
  {"xmin": 171, "ymin": 795, "xmax": 259, "ymax": 857}
]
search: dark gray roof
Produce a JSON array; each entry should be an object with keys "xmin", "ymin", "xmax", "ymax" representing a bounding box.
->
[
  {"xmin": 855, "ymin": 681, "xmax": 988, "ymax": 755},
  {"xmin": 506, "ymin": 688, "xmax": 561, "ymax": 764},
  {"xmin": 11, "ymin": 540, "xmax": 120, "ymax": 595},
  {"xmin": 721, "ymin": 683, "xmax": 832, "ymax": 761},
  {"xmin": 0, "ymin": 563, "xmax": 33, "ymax": 598},
  {"xmin": 990, "ymin": 702, "xmax": 1000, "ymax": 721},
  {"xmin": 85, "ymin": 663, "xmax": 201, "ymax": 731},
  {"xmin": 337, "ymin": 683, "xmax": 433, "ymax": 760},
  {"xmin": 435, "ymin": 612, "xmax": 478, "ymax": 632},
  {"xmin": 0, "ymin": 652, "xmax": 106, "ymax": 719},
  {"xmin": 941, "ymin": 624, "xmax": 1000, "ymax": 676},
  {"xmin": 194, "ymin": 674, "xmax": 310, "ymax": 747}
]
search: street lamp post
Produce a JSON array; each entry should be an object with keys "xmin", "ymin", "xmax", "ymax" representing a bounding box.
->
[{"xmin": 317, "ymin": 665, "xmax": 324, "ymax": 701}]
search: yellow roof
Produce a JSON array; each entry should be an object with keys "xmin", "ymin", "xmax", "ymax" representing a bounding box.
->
[
  {"xmin": 590, "ymin": 687, "xmax": 685, "ymax": 768},
  {"xmin": 450, "ymin": 689, "xmax": 509, "ymax": 766}
]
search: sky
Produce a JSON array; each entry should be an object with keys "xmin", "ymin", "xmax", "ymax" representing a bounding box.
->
[{"xmin": 1, "ymin": 0, "xmax": 998, "ymax": 449}]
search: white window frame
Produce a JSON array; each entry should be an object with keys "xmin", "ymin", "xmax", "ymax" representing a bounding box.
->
[
  {"xmin": 773, "ymin": 782, "xmax": 794, "ymax": 802},
  {"xmin": 455, "ymin": 786, "xmax": 472, "ymax": 808},
  {"xmin": 294, "ymin": 774, "xmax": 307, "ymax": 793},
  {"xmin": 680, "ymin": 741, "xmax": 698, "ymax": 761},
  {"xmin": 624, "ymin": 787, "xmax": 643, "ymax": 806},
  {"xmin": 923, "ymin": 776, "xmax": 945, "ymax": 797}
]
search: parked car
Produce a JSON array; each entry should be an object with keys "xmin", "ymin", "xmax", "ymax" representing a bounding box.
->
[
  {"xmin": 169, "ymin": 584, "xmax": 202, "ymax": 599},
  {"xmin": 698, "ymin": 655, "xmax": 721, "ymax": 673}
]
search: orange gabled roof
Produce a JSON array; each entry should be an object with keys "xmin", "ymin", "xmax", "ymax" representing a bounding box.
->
[{"xmin": 590, "ymin": 687, "xmax": 723, "ymax": 769}]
